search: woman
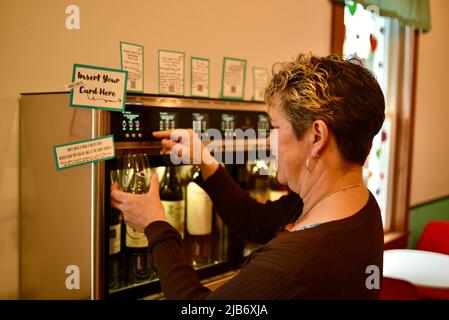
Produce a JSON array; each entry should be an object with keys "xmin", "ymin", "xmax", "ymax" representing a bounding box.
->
[{"xmin": 111, "ymin": 53, "xmax": 386, "ymax": 299}]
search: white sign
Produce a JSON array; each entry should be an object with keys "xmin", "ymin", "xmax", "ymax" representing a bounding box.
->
[
  {"xmin": 120, "ymin": 42, "xmax": 144, "ymax": 92},
  {"xmin": 53, "ymin": 135, "xmax": 115, "ymax": 170},
  {"xmin": 253, "ymin": 68, "xmax": 269, "ymax": 102},
  {"xmin": 158, "ymin": 50, "xmax": 185, "ymax": 95},
  {"xmin": 191, "ymin": 57, "xmax": 209, "ymax": 97},
  {"xmin": 221, "ymin": 57, "xmax": 246, "ymax": 99},
  {"xmin": 70, "ymin": 64, "xmax": 127, "ymax": 112}
]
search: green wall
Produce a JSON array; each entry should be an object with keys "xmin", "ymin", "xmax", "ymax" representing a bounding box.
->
[{"xmin": 408, "ymin": 195, "xmax": 449, "ymax": 248}]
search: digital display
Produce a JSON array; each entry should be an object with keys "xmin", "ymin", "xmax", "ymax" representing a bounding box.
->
[
  {"xmin": 192, "ymin": 112, "xmax": 209, "ymax": 132},
  {"xmin": 221, "ymin": 113, "xmax": 237, "ymax": 139},
  {"xmin": 121, "ymin": 111, "xmax": 141, "ymax": 132},
  {"xmin": 221, "ymin": 113, "xmax": 236, "ymax": 131},
  {"xmin": 112, "ymin": 106, "xmax": 264, "ymax": 143},
  {"xmin": 159, "ymin": 112, "xmax": 177, "ymax": 130},
  {"xmin": 257, "ymin": 114, "xmax": 269, "ymax": 137}
]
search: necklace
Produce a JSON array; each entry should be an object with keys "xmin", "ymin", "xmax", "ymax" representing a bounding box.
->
[{"xmin": 290, "ymin": 183, "xmax": 363, "ymax": 231}]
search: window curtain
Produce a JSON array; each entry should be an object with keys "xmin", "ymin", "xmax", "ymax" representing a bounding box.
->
[{"xmin": 333, "ymin": 0, "xmax": 431, "ymax": 32}]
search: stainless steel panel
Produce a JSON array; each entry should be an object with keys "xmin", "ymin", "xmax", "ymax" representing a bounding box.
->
[
  {"xmin": 92, "ymin": 109, "xmax": 109, "ymax": 300},
  {"xmin": 20, "ymin": 93, "xmax": 92, "ymax": 299}
]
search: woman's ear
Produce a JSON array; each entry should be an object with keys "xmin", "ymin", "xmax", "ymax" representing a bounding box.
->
[{"xmin": 310, "ymin": 120, "xmax": 329, "ymax": 157}]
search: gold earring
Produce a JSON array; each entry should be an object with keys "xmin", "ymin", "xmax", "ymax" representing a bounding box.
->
[
  {"xmin": 305, "ymin": 157, "xmax": 313, "ymax": 172},
  {"xmin": 306, "ymin": 153, "xmax": 319, "ymax": 172}
]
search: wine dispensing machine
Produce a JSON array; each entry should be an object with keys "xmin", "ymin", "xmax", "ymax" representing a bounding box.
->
[{"xmin": 20, "ymin": 92, "xmax": 284, "ymax": 299}]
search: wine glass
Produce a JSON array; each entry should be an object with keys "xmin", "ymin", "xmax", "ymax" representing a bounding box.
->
[
  {"xmin": 130, "ymin": 153, "xmax": 151, "ymax": 194},
  {"xmin": 120, "ymin": 152, "xmax": 135, "ymax": 192}
]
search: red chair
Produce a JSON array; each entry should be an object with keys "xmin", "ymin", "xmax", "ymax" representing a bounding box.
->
[
  {"xmin": 416, "ymin": 221, "xmax": 449, "ymax": 256},
  {"xmin": 415, "ymin": 221, "xmax": 449, "ymax": 299},
  {"xmin": 417, "ymin": 287, "xmax": 449, "ymax": 300},
  {"xmin": 379, "ymin": 277, "xmax": 421, "ymax": 300}
]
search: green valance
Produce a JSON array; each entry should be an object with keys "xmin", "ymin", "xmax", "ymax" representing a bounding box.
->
[{"xmin": 333, "ymin": 0, "xmax": 431, "ymax": 32}]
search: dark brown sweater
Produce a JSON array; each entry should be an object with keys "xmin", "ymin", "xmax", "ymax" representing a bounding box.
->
[{"xmin": 145, "ymin": 166, "xmax": 384, "ymax": 300}]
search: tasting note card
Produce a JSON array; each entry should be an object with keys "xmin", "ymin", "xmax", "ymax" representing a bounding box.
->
[
  {"xmin": 69, "ymin": 64, "xmax": 128, "ymax": 112},
  {"xmin": 120, "ymin": 41, "xmax": 144, "ymax": 92},
  {"xmin": 253, "ymin": 67, "xmax": 269, "ymax": 102},
  {"xmin": 191, "ymin": 57, "xmax": 210, "ymax": 97},
  {"xmin": 158, "ymin": 50, "xmax": 185, "ymax": 96},
  {"xmin": 221, "ymin": 57, "xmax": 246, "ymax": 100},
  {"xmin": 53, "ymin": 135, "xmax": 115, "ymax": 170}
]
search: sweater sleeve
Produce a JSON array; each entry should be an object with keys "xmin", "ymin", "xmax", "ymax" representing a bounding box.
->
[
  {"xmin": 195, "ymin": 166, "xmax": 303, "ymax": 243},
  {"xmin": 145, "ymin": 220, "xmax": 303, "ymax": 300},
  {"xmin": 145, "ymin": 221, "xmax": 211, "ymax": 300}
]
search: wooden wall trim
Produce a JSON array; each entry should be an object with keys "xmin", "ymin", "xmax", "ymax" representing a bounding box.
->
[
  {"xmin": 384, "ymin": 232, "xmax": 409, "ymax": 250},
  {"xmin": 390, "ymin": 29, "xmax": 419, "ymax": 235},
  {"xmin": 405, "ymin": 30, "xmax": 420, "ymax": 227},
  {"xmin": 390, "ymin": 26, "xmax": 406, "ymax": 233},
  {"xmin": 331, "ymin": 2, "xmax": 345, "ymax": 55}
]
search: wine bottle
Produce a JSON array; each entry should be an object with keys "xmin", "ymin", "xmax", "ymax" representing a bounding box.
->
[
  {"xmin": 184, "ymin": 166, "xmax": 213, "ymax": 267},
  {"xmin": 109, "ymin": 207, "xmax": 123, "ymax": 289},
  {"xmin": 160, "ymin": 166, "xmax": 185, "ymax": 238},
  {"xmin": 125, "ymin": 226, "xmax": 151, "ymax": 284},
  {"xmin": 186, "ymin": 166, "xmax": 212, "ymax": 236},
  {"xmin": 123, "ymin": 153, "xmax": 152, "ymax": 284}
]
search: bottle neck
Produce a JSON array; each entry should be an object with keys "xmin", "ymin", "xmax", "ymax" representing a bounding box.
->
[
  {"xmin": 164, "ymin": 166, "xmax": 177, "ymax": 180},
  {"xmin": 169, "ymin": 165, "xmax": 177, "ymax": 175},
  {"xmin": 161, "ymin": 166, "xmax": 183, "ymax": 200}
]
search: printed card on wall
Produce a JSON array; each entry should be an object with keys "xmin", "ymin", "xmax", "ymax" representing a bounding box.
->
[
  {"xmin": 120, "ymin": 41, "xmax": 144, "ymax": 92},
  {"xmin": 69, "ymin": 64, "xmax": 127, "ymax": 112},
  {"xmin": 221, "ymin": 57, "xmax": 246, "ymax": 100},
  {"xmin": 253, "ymin": 67, "xmax": 269, "ymax": 102},
  {"xmin": 158, "ymin": 50, "xmax": 185, "ymax": 96},
  {"xmin": 191, "ymin": 57, "xmax": 209, "ymax": 97},
  {"xmin": 53, "ymin": 135, "xmax": 115, "ymax": 170}
]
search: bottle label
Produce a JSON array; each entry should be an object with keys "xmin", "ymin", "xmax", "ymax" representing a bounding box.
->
[
  {"xmin": 186, "ymin": 182, "xmax": 212, "ymax": 235},
  {"xmin": 162, "ymin": 200, "xmax": 185, "ymax": 238},
  {"xmin": 109, "ymin": 223, "xmax": 121, "ymax": 255},
  {"xmin": 186, "ymin": 238, "xmax": 212, "ymax": 267},
  {"xmin": 127, "ymin": 253, "xmax": 151, "ymax": 283},
  {"xmin": 126, "ymin": 225, "xmax": 148, "ymax": 248}
]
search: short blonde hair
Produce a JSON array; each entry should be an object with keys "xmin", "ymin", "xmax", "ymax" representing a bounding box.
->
[{"xmin": 265, "ymin": 53, "xmax": 385, "ymax": 165}]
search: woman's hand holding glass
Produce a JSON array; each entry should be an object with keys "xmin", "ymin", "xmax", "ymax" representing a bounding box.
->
[{"xmin": 111, "ymin": 171, "xmax": 166, "ymax": 233}]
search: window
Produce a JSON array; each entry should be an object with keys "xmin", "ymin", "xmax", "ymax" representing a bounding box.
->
[
  {"xmin": 333, "ymin": 1, "xmax": 418, "ymax": 234},
  {"xmin": 343, "ymin": 3, "xmax": 392, "ymax": 228}
]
